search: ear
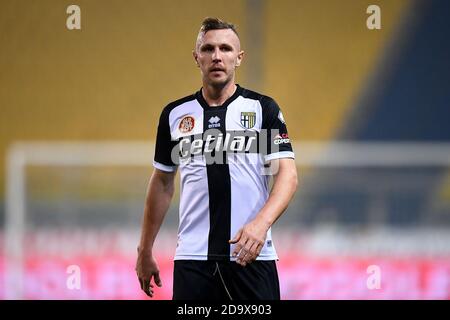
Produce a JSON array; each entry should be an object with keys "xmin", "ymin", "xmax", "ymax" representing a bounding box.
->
[
  {"xmin": 192, "ymin": 50, "xmax": 199, "ymax": 67},
  {"xmin": 236, "ymin": 50, "xmax": 244, "ymax": 67}
]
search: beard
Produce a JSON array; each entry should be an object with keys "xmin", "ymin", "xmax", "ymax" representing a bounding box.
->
[{"xmin": 205, "ymin": 71, "xmax": 233, "ymax": 89}]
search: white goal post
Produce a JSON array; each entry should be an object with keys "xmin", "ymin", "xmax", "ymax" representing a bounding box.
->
[{"xmin": 4, "ymin": 141, "xmax": 450, "ymax": 299}]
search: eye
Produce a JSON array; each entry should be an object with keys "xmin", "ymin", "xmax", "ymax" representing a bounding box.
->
[{"xmin": 201, "ymin": 45, "xmax": 214, "ymax": 52}]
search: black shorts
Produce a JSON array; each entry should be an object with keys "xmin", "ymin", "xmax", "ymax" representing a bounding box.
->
[{"xmin": 173, "ymin": 260, "xmax": 280, "ymax": 300}]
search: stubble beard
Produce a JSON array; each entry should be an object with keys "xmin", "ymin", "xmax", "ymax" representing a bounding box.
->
[{"xmin": 206, "ymin": 71, "xmax": 234, "ymax": 90}]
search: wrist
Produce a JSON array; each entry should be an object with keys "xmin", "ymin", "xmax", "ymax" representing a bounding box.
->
[
  {"xmin": 256, "ymin": 214, "xmax": 273, "ymax": 230},
  {"xmin": 138, "ymin": 244, "xmax": 153, "ymax": 255}
]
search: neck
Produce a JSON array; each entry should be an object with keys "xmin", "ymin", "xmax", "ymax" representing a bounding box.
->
[{"xmin": 202, "ymin": 81, "xmax": 237, "ymax": 107}]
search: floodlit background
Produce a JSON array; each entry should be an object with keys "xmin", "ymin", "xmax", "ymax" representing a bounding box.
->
[{"xmin": 1, "ymin": 0, "xmax": 449, "ymax": 299}]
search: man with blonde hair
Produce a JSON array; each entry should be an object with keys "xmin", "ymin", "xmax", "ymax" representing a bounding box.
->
[{"xmin": 136, "ymin": 17, "xmax": 297, "ymax": 300}]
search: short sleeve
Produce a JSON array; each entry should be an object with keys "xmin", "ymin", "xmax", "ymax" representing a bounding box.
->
[
  {"xmin": 261, "ymin": 98, "xmax": 295, "ymax": 162},
  {"xmin": 153, "ymin": 107, "xmax": 178, "ymax": 172}
]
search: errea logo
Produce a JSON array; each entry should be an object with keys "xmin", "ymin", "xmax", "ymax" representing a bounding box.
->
[{"xmin": 208, "ymin": 116, "xmax": 221, "ymax": 128}]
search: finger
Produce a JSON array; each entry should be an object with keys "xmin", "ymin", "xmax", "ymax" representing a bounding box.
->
[
  {"xmin": 229, "ymin": 229, "xmax": 243, "ymax": 244},
  {"xmin": 238, "ymin": 240, "xmax": 253, "ymax": 262},
  {"xmin": 232, "ymin": 237, "xmax": 247, "ymax": 258},
  {"xmin": 255, "ymin": 241, "xmax": 264, "ymax": 257},
  {"xmin": 143, "ymin": 279, "xmax": 152, "ymax": 297},
  {"xmin": 237, "ymin": 249, "xmax": 251, "ymax": 266},
  {"xmin": 236, "ymin": 248, "xmax": 248, "ymax": 265},
  {"xmin": 245, "ymin": 242, "xmax": 260, "ymax": 263},
  {"xmin": 240, "ymin": 246, "xmax": 254, "ymax": 264},
  {"xmin": 154, "ymin": 273, "xmax": 162, "ymax": 287},
  {"xmin": 246, "ymin": 239, "xmax": 265, "ymax": 265},
  {"xmin": 239, "ymin": 240, "xmax": 256, "ymax": 265},
  {"xmin": 139, "ymin": 278, "xmax": 144, "ymax": 291}
]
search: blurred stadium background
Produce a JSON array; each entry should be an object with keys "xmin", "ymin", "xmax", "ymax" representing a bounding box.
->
[{"xmin": 1, "ymin": 0, "xmax": 449, "ymax": 299}]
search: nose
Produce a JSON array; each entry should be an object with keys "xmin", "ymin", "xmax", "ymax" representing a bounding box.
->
[{"xmin": 212, "ymin": 47, "xmax": 222, "ymax": 62}]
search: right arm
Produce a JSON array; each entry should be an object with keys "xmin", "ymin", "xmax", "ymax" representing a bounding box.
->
[{"xmin": 135, "ymin": 168, "xmax": 176, "ymax": 297}]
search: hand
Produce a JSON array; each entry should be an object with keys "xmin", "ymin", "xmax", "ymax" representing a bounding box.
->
[
  {"xmin": 135, "ymin": 247, "xmax": 162, "ymax": 298},
  {"xmin": 229, "ymin": 219, "xmax": 269, "ymax": 267}
]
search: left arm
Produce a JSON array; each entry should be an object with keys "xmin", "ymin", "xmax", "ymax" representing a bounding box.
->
[{"xmin": 229, "ymin": 158, "xmax": 298, "ymax": 266}]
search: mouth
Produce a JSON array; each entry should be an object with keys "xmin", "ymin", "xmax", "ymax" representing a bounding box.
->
[{"xmin": 210, "ymin": 68, "xmax": 225, "ymax": 73}]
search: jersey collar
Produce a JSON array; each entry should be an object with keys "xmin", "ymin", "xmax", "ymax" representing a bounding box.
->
[{"xmin": 196, "ymin": 84, "xmax": 243, "ymax": 110}]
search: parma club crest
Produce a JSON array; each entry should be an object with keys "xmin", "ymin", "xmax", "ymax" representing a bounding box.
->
[{"xmin": 240, "ymin": 112, "xmax": 256, "ymax": 129}]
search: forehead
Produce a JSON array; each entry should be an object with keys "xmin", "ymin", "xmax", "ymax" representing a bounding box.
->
[{"xmin": 197, "ymin": 29, "xmax": 240, "ymax": 49}]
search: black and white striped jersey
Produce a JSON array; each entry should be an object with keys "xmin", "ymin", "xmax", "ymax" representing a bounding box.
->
[{"xmin": 153, "ymin": 84, "xmax": 295, "ymax": 261}]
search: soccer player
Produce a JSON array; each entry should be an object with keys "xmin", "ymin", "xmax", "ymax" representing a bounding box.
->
[{"xmin": 136, "ymin": 17, "xmax": 298, "ymax": 300}]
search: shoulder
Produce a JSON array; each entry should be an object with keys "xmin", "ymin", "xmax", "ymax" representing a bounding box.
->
[
  {"xmin": 161, "ymin": 94, "xmax": 197, "ymax": 116},
  {"xmin": 239, "ymin": 86, "xmax": 279, "ymax": 111},
  {"xmin": 239, "ymin": 86, "xmax": 286, "ymax": 127},
  {"xmin": 157, "ymin": 94, "xmax": 197, "ymax": 124}
]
